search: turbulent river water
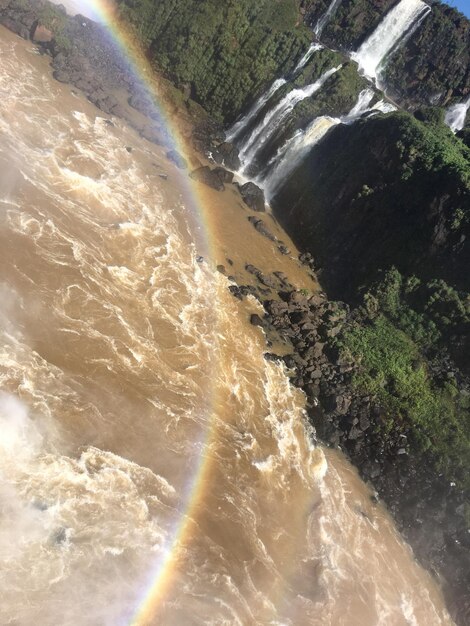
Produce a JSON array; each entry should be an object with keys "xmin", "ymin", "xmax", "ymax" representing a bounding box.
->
[{"xmin": 0, "ymin": 28, "xmax": 456, "ymax": 626}]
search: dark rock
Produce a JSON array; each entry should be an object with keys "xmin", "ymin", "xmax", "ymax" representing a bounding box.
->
[
  {"xmin": 250, "ymin": 314, "xmax": 265, "ymax": 328},
  {"xmin": 239, "ymin": 182, "xmax": 265, "ymax": 212},
  {"xmin": 245, "ymin": 264, "xmax": 262, "ymax": 277},
  {"xmin": 278, "ymin": 244, "xmax": 291, "ymax": 255},
  {"xmin": 228, "ymin": 285, "xmax": 242, "ymax": 300},
  {"xmin": 258, "ymin": 274, "xmax": 278, "ymax": 289},
  {"xmin": 190, "ymin": 166, "xmax": 225, "ymax": 191},
  {"xmin": 213, "ymin": 166, "xmax": 234, "ymax": 184},
  {"xmin": 216, "ymin": 265, "xmax": 226, "ymax": 274},
  {"xmin": 247, "ymin": 216, "xmax": 277, "ymax": 242},
  {"xmin": 212, "ymin": 142, "xmax": 241, "ymax": 170},
  {"xmin": 289, "ymin": 310, "xmax": 309, "ymax": 325}
]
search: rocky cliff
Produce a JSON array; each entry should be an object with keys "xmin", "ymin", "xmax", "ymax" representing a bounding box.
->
[
  {"xmin": 273, "ymin": 110, "xmax": 470, "ymax": 300},
  {"xmin": 302, "ymin": 0, "xmax": 469, "ymax": 108}
]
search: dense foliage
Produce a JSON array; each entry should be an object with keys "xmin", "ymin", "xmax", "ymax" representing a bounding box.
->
[
  {"xmin": 115, "ymin": 0, "xmax": 312, "ymax": 121},
  {"xmin": 274, "ymin": 111, "xmax": 470, "ymax": 298},
  {"xmin": 335, "ymin": 268, "xmax": 470, "ymax": 487},
  {"xmin": 384, "ymin": 2, "xmax": 470, "ymax": 106}
]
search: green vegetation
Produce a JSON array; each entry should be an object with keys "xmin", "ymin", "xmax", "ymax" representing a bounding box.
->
[
  {"xmin": 384, "ymin": 3, "xmax": 469, "ymax": 105},
  {"xmin": 291, "ymin": 61, "xmax": 370, "ymax": 124},
  {"xmin": 393, "ymin": 111, "xmax": 470, "ymax": 189},
  {"xmin": 38, "ymin": 4, "xmax": 71, "ymax": 51},
  {"xmin": 274, "ymin": 110, "xmax": 470, "ymax": 302},
  {"xmin": 115, "ymin": 0, "xmax": 312, "ymax": 121},
  {"xmin": 318, "ymin": 0, "xmax": 396, "ymax": 49},
  {"xmin": 335, "ymin": 268, "xmax": 470, "ymax": 487}
]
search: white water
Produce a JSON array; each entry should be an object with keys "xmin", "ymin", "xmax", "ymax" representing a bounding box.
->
[
  {"xmin": 315, "ymin": 0, "xmax": 343, "ymax": 37},
  {"xmin": 352, "ymin": 0, "xmax": 431, "ymax": 81},
  {"xmin": 293, "ymin": 42, "xmax": 323, "ymax": 73},
  {"xmin": 444, "ymin": 95, "xmax": 470, "ymax": 132},
  {"xmin": 262, "ymin": 89, "xmax": 397, "ymax": 199},
  {"xmin": 227, "ymin": 46, "xmax": 323, "ymax": 145},
  {"xmin": 238, "ymin": 65, "xmax": 341, "ymax": 171},
  {"xmin": 0, "ymin": 29, "xmax": 457, "ymax": 626},
  {"xmin": 226, "ymin": 79, "xmax": 287, "ymax": 143}
]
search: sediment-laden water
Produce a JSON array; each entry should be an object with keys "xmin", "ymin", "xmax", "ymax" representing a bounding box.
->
[{"xmin": 0, "ymin": 28, "xmax": 455, "ymax": 626}]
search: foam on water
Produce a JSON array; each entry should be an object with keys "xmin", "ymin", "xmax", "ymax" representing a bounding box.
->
[{"xmin": 0, "ymin": 29, "xmax": 456, "ymax": 626}]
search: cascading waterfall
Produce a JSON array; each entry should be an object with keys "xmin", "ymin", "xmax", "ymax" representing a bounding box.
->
[
  {"xmin": 227, "ymin": 44, "xmax": 323, "ymax": 144},
  {"xmin": 293, "ymin": 42, "xmax": 323, "ymax": 73},
  {"xmin": 261, "ymin": 116, "xmax": 339, "ymax": 200},
  {"xmin": 261, "ymin": 89, "xmax": 396, "ymax": 200},
  {"xmin": 226, "ymin": 79, "xmax": 287, "ymax": 143},
  {"xmin": 238, "ymin": 65, "xmax": 342, "ymax": 171},
  {"xmin": 352, "ymin": 0, "xmax": 431, "ymax": 81},
  {"xmin": 314, "ymin": 0, "xmax": 343, "ymax": 37},
  {"xmin": 444, "ymin": 95, "xmax": 470, "ymax": 132}
]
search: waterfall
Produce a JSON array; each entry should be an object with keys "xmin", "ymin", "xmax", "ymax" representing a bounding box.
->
[
  {"xmin": 352, "ymin": 0, "xmax": 431, "ymax": 81},
  {"xmin": 261, "ymin": 116, "xmax": 339, "ymax": 200},
  {"xmin": 227, "ymin": 44, "xmax": 323, "ymax": 144},
  {"xmin": 444, "ymin": 95, "xmax": 470, "ymax": 132},
  {"xmin": 293, "ymin": 43, "xmax": 323, "ymax": 73},
  {"xmin": 226, "ymin": 79, "xmax": 287, "ymax": 143},
  {"xmin": 342, "ymin": 87, "xmax": 376, "ymax": 120},
  {"xmin": 262, "ymin": 89, "xmax": 394, "ymax": 200},
  {"xmin": 372, "ymin": 100, "xmax": 397, "ymax": 113},
  {"xmin": 238, "ymin": 65, "xmax": 342, "ymax": 171},
  {"xmin": 315, "ymin": 0, "xmax": 343, "ymax": 37}
]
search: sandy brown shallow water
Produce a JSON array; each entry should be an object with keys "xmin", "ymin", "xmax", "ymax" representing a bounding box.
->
[{"xmin": 0, "ymin": 26, "xmax": 456, "ymax": 626}]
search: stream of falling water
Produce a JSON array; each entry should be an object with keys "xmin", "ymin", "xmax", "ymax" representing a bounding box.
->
[{"xmin": 0, "ymin": 28, "xmax": 455, "ymax": 626}]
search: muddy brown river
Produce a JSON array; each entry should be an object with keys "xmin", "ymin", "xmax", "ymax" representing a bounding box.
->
[{"xmin": 0, "ymin": 27, "xmax": 455, "ymax": 626}]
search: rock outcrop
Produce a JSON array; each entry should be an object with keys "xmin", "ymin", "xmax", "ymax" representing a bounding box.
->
[
  {"xmin": 273, "ymin": 111, "xmax": 470, "ymax": 300},
  {"xmin": 238, "ymin": 182, "xmax": 266, "ymax": 212}
]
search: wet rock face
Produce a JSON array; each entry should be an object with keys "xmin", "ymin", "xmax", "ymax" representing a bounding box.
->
[
  {"xmin": 212, "ymin": 142, "xmax": 241, "ymax": 171},
  {"xmin": 239, "ymin": 182, "xmax": 266, "ymax": 212}
]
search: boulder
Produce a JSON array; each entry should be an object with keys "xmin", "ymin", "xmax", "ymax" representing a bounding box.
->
[
  {"xmin": 239, "ymin": 182, "xmax": 265, "ymax": 212},
  {"xmin": 213, "ymin": 166, "xmax": 233, "ymax": 184},
  {"xmin": 250, "ymin": 314, "xmax": 265, "ymax": 327},
  {"xmin": 189, "ymin": 166, "xmax": 225, "ymax": 191},
  {"xmin": 212, "ymin": 142, "xmax": 241, "ymax": 170},
  {"xmin": 247, "ymin": 216, "xmax": 277, "ymax": 242}
]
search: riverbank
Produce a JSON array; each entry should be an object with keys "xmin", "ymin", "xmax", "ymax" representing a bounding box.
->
[{"xmin": 0, "ymin": 3, "xmax": 468, "ymax": 624}]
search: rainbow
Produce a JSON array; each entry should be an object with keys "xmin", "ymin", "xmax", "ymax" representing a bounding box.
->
[{"xmin": 70, "ymin": 1, "xmax": 221, "ymax": 623}]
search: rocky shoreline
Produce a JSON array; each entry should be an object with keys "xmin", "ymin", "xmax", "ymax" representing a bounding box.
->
[
  {"xmin": 228, "ymin": 252, "xmax": 470, "ymax": 624},
  {"xmin": 1, "ymin": 2, "xmax": 469, "ymax": 623}
]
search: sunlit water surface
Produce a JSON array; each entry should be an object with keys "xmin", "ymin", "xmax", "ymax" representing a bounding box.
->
[{"xmin": 0, "ymin": 28, "xmax": 455, "ymax": 626}]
